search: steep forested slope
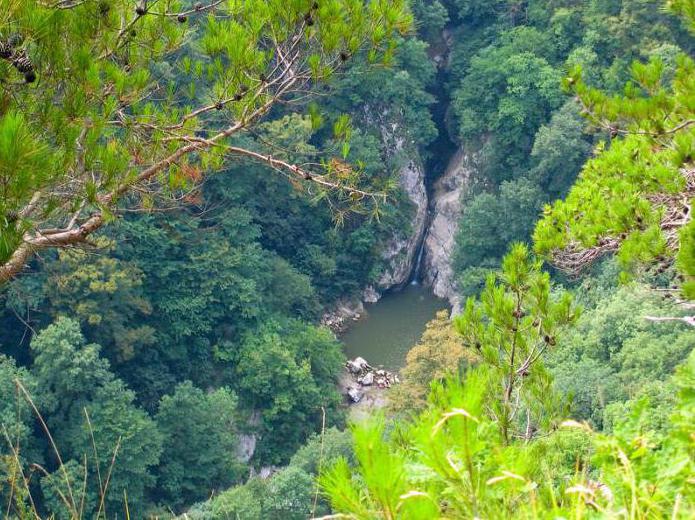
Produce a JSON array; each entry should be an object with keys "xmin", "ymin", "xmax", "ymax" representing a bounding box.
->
[
  {"xmin": 438, "ymin": 0, "xmax": 692, "ymax": 297},
  {"xmin": 0, "ymin": 0, "xmax": 433, "ymax": 516},
  {"xmin": 1, "ymin": 1, "xmax": 694, "ymax": 518}
]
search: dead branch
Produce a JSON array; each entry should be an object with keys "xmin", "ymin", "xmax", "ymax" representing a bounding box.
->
[
  {"xmin": 550, "ymin": 168, "xmax": 695, "ymax": 276},
  {"xmin": 645, "ymin": 315, "xmax": 695, "ymax": 327}
]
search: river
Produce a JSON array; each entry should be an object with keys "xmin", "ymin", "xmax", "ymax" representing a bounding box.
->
[{"xmin": 340, "ymin": 284, "xmax": 448, "ymax": 370}]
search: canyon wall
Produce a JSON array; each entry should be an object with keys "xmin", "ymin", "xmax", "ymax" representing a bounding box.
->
[
  {"xmin": 421, "ymin": 148, "xmax": 479, "ymax": 312},
  {"xmin": 377, "ymin": 156, "xmax": 428, "ymax": 291}
]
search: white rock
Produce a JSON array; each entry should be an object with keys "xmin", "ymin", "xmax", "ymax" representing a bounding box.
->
[
  {"xmin": 347, "ymin": 357, "xmax": 369, "ymax": 374},
  {"xmin": 360, "ymin": 372, "xmax": 374, "ymax": 386},
  {"xmin": 362, "ymin": 285, "xmax": 381, "ymax": 303},
  {"xmin": 347, "ymin": 387, "xmax": 363, "ymax": 403},
  {"xmin": 235, "ymin": 433, "xmax": 256, "ymax": 463},
  {"xmin": 422, "ymin": 147, "xmax": 481, "ymax": 308},
  {"xmin": 353, "ymin": 357, "xmax": 369, "ymax": 369},
  {"xmin": 376, "ymin": 129, "xmax": 428, "ymax": 291}
]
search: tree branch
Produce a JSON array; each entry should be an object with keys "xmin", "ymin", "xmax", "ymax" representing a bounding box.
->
[{"xmin": 644, "ymin": 315, "xmax": 695, "ymax": 327}]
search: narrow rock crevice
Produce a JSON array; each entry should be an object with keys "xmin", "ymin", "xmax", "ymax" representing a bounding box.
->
[{"xmin": 339, "ymin": 27, "xmax": 476, "ymax": 312}]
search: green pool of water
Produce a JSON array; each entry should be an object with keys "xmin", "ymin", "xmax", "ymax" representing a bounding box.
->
[{"xmin": 340, "ymin": 284, "xmax": 448, "ymax": 370}]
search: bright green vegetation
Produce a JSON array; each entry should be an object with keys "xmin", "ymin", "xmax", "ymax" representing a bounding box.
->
[
  {"xmin": 1, "ymin": 0, "xmax": 695, "ymax": 519},
  {"xmin": 325, "ymin": 351, "xmax": 695, "ymax": 518},
  {"xmin": 186, "ymin": 427, "xmax": 355, "ymax": 519},
  {"xmin": 323, "ymin": 253, "xmax": 694, "ymax": 518}
]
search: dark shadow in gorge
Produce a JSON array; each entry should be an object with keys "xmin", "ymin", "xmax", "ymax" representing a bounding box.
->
[
  {"xmin": 408, "ymin": 45, "xmax": 458, "ymax": 284},
  {"xmin": 424, "ymin": 64, "xmax": 457, "ymax": 192}
]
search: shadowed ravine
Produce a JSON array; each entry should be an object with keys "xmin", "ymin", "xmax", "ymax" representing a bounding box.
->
[{"xmin": 339, "ymin": 45, "xmax": 458, "ymax": 369}]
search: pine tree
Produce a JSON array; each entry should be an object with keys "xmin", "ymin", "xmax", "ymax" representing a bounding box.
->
[
  {"xmin": 454, "ymin": 243, "xmax": 578, "ymax": 444},
  {"xmin": 0, "ymin": 0, "xmax": 413, "ymax": 283},
  {"xmin": 322, "ymin": 259, "xmax": 694, "ymax": 518},
  {"xmin": 533, "ymin": 4, "xmax": 695, "ymax": 300}
]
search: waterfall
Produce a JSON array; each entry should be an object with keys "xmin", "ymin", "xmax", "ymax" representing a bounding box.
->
[{"xmin": 410, "ymin": 236, "xmax": 426, "ymax": 285}]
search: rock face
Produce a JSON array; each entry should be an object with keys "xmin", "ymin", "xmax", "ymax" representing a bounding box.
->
[
  {"xmin": 422, "ymin": 148, "xmax": 479, "ymax": 312},
  {"xmin": 378, "ymin": 131, "xmax": 429, "ymax": 290},
  {"xmin": 235, "ymin": 433, "xmax": 256, "ymax": 463},
  {"xmin": 320, "ymin": 154, "xmax": 427, "ymax": 326},
  {"xmin": 362, "ymin": 285, "xmax": 381, "ymax": 303},
  {"xmin": 235, "ymin": 410, "xmax": 261, "ymax": 463},
  {"xmin": 320, "ymin": 299, "xmax": 365, "ymax": 333}
]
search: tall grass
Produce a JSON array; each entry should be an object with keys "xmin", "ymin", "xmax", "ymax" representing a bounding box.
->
[{"xmin": 2, "ymin": 379, "xmax": 124, "ymax": 519}]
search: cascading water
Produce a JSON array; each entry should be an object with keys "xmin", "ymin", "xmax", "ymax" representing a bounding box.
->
[{"xmin": 409, "ymin": 214, "xmax": 430, "ymax": 285}]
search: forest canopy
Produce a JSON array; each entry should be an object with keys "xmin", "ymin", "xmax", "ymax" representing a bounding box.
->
[{"xmin": 1, "ymin": 0, "xmax": 694, "ymax": 519}]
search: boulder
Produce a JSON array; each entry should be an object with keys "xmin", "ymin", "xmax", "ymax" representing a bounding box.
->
[
  {"xmin": 347, "ymin": 387, "xmax": 363, "ymax": 403},
  {"xmin": 347, "ymin": 357, "xmax": 370, "ymax": 374},
  {"xmin": 321, "ymin": 300, "xmax": 365, "ymax": 333},
  {"xmin": 359, "ymin": 372, "xmax": 374, "ymax": 386}
]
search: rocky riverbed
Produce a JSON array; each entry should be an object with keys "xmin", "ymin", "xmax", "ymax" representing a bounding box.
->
[
  {"xmin": 339, "ymin": 357, "xmax": 399, "ymax": 420},
  {"xmin": 320, "ymin": 299, "xmax": 365, "ymax": 333}
]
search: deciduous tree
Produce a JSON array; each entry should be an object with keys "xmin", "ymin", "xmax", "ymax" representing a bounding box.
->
[{"xmin": 154, "ymin": 381, "xmax": 244, "ymax": 509}]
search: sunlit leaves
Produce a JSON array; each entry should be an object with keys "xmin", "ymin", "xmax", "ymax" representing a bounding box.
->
[
  {"xmin": 0, "ymin": 112, "xmax": 52, "ymax": 261},
  {"xmin": 0, "ymin": 0, "xmax": 412, "ymax": 278},
  {"xmin": 535, "ymin": 54, "xmax": 695, "ymax": 291}
]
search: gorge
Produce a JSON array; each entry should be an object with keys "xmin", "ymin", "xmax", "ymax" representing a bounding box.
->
[
  {"xmin": 336, "ymin": 36, "xmax": 472, "ymax": 365},
  {"xmin": 3, "ymin": 1, "xmax": 693, "ymax": 517},
  {"xmin": 336, "ymin": 144, "xmax": 477, "ymax": 367}
]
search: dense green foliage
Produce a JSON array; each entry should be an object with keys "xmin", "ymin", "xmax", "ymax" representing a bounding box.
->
[
  {"xmin": 186, "ymin": 428, "xmax": 354, "ymax": 519},
  {"xmin": 0, "ymin": 0, "xmax": 414, "ymax": 281},
  {"xmin": 323, "ymin": 252, "xmax": 694, "ymax": 518},
  {"xmin": 448, "ymin": 0, "xmax": 693, "ymax": 293},
  {"xmin": 549, "ymin": 277, "xmax": 693, "ymax": 429},
  {"xmin": 29, "ymin": 318, "xmax": 163, "ymax": 516},
  {"xmin": 323, "ymin": 3, "xmax": 695, "ymax": 519},
  {"xmin": 2, "ymin": 1, "xmax": 695, "ymax": 518},
  {"xmin": 154, "ymin": 381, "xmax": 243, "ymax": 508},
  {"xmin": 0, "ymin": 0, "xmax": 444, "ymax": 516}
]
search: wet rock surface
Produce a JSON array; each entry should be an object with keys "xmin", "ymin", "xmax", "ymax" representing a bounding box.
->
[
  {"xmin": 378, "ymin": 157, "xmax": 428, "ymax": 290},
  {"xmin": 362, "ymin": 285, "xmax": 381, "ymax": 303},
  {"xmin": 377, "ymin": 125, "xmax": 429, "ymax": 291}
]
